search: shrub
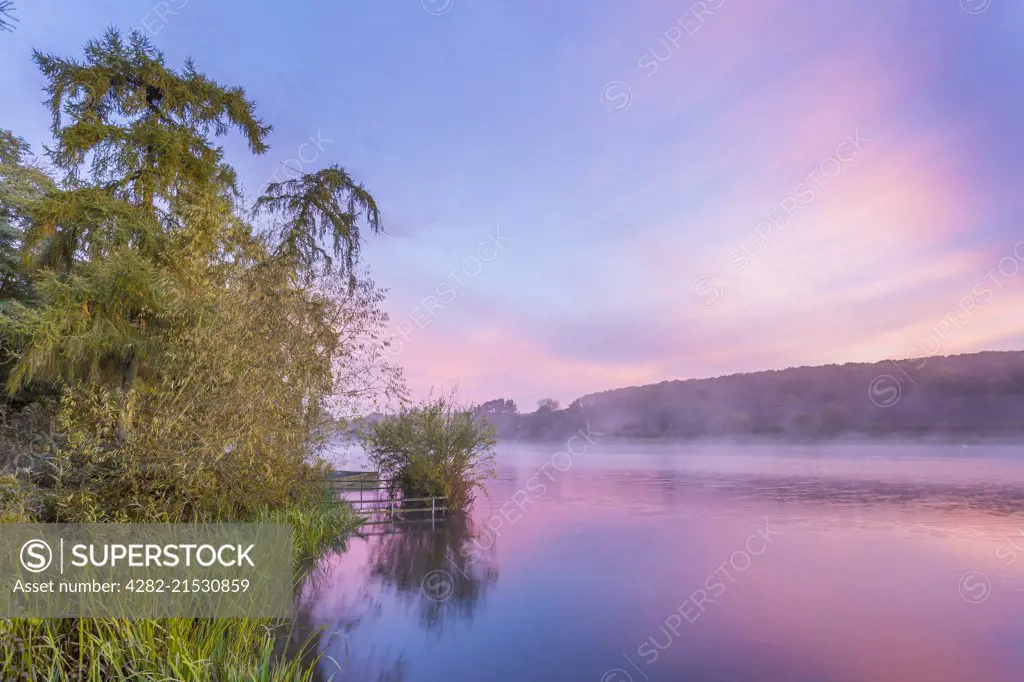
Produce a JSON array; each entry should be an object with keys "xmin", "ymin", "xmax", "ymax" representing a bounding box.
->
[{"xmin": 362, "ymin": 394, "xmax": 496, "ymax": 511}]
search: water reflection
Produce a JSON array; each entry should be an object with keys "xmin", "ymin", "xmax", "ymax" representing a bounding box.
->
[
  {"xmin": 367, "ymin": 513, "xmax": 499, "ymax": 632},
  {"xmin": 298, "ymin": 445, "xmax": 1024, "ymax": 682},
  {"xmin": 297, "ymin": 512, "xmax": 498, "ymax": 681}
]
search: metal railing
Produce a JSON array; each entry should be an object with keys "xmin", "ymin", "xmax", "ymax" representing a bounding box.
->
[{"xmin": 327, "ymin": 472, "xmax": 448, "ymax": 528}]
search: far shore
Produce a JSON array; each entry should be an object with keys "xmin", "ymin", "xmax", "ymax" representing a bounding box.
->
[{"xmin": 488, "ymin": 433, "xmax": 1024, "ymax": 446}]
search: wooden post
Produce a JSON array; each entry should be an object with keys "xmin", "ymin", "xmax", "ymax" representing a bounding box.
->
[{"xmin": 431, "ymin": 497, "xmax": 436, "ymax": 530}]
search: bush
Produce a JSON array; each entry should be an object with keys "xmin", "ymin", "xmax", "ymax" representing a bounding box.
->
[{"xmin": 362, "ymin": 394, "xmax": 496, "ymax": 511}]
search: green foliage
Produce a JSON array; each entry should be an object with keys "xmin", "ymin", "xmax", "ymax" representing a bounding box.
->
[
  {"xmin": 0, "ymin": 496, "xmax": 358, "ymax": 680},
  {"xmin": 4, "ymin": 28, "xmax": 272, "ymax": 396},
  {"xmin": 9, "ymin": 227, "xmax": 396, "ymax": 523},
  {"xmin": 34, "ymin": 28, "xmax": 269, "ymax": 207},
  {"xmin": 0, "ymin": 27, "xmax": 402, "ymax": 679},
  {"xmin": 255, "ymin": 166, "xmax": 382, "ymax": 284},
  {"xmin": 0, "ymin": 29, "xmax": 402, "ymax": 523},
  {"xmin": 0, "ymin": 130, "xmax": 51, "ymax": 267},
  {"xmin": 255, "ymin": 491, "xmax": 362, "ymax": 565},
  {"xmin": 0, "ymin": 474, "xmax": 29, "ymax": 522},
  {"xmin": 2, "ymin": 249, "xmax": 179, "ymax": 394},
  {"xmin": 0, "ymin": 131, "xmax": 55, "ymax": 393},
  {"xmin": 1, "ymin": 608, "xmax": 323, "ymax": 682},
  {"xmin": 362, "ymin": 393, "xmax": 497, "ymax": 511}
]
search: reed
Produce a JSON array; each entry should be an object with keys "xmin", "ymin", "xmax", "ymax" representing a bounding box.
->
[{"xmin": 0, "ymin": 493, "xmax": 360, "ymax": 681}]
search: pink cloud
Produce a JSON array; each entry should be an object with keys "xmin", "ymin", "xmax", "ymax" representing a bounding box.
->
[{"xmin": 381, "ymin": 0, "xmax": 1024, "ymax": 406}]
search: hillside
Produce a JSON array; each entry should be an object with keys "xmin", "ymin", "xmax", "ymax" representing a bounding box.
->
[{"xmin": 482, "ymin": 351, "xmax": 1024, "ymax": 441}]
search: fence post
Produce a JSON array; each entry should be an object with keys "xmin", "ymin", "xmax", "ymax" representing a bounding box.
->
[{"xmin": 431, "ymin": 497, "xmax": 436, "ymax": 530}]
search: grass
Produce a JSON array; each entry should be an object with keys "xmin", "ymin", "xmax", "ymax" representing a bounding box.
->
[
  {"xmin": 0, "ymin": 618, "xmax": 322, "ymax": 682},
  {"xmin": 0, "ymin": 491, "xmax": 362, "ymax": 682},
  {"xmin": 256, "ymin": 493, "xmax": 366, "ymax": 564}
]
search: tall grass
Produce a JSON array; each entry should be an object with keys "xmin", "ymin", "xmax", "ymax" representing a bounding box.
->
[
  {"xmin": 0, "ymin": 617, "xmax": 322, "ymax": 682},
  {"xmin": 0, "ymin": 492, "xmax": 361, "ymax": 681},
  {"xmin": 256, "ymin": 492, "xmax": 363, "ymax": 565}
]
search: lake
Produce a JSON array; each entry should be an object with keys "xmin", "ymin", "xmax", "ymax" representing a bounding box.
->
[{"xmin": 298, "ymin": 441, "xmax": 1024, "ymax": 681}]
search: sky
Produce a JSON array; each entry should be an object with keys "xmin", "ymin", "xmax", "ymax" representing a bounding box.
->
[{"xmin": 2, "ymin": 0, "xmax": 1024, "ymax": 411}]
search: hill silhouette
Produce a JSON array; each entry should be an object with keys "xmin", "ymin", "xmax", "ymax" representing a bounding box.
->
[{"xmin": 478, "ymin": 351, "xmax": 1024, "ymax": 441}]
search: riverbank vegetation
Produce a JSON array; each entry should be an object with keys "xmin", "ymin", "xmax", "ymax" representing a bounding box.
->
[
  {"xmin": 362, "ymin": 394, "xmax": 496, "ymax": 511},
  {"xmin": 0, "ymin": 27, "xmax": 402, "ymax": 680}
]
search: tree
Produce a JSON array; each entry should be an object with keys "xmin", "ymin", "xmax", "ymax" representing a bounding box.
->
[
  {"xmin": 818, "ymin": 403, "xmax": 849, "ymax": 438},
  {"xmin": 0, "ymin": 24, "xmax": 403, "ymax": 682},
  {"xmin": 255, "ymin": 166, "xmax": 381, "ymax": 287},
  {"xmin": 0, "ymin": 131, "xmax": 49, "ymax": 307},
  {"xmin": 366, "ymin": 514, "xmax": 497, "ymax": 632},
  {"xmin": 537, "ymin": 398, "xmax": 559, "ymax": 412},
  {"xmin": 474, "ymin": 398, "xmax": 517, "ymax": 415},
  {"xmin": 0, "ymin": 2, "xmax": 16, "ymax": 32},
  {"xmin": 0, "ymin": 130, "xmax": 55, "ymax": 396},
  {"xmin": 655, "ymin": 406, "xmax": 675, "ymax": 435},
  {"xmin": 6, "ymin": 29, "xmax": 272, "ymax": 397},
  {"xmin": 0, "ymin": 30, "xmax": 396, "ymax": 521},
  {"xmin": 723, "ymin": 410, "xmax": 752, "ymax": 434},
  {"xmin": 790, "ymin": 411, "xmax": 816, "ymax": 438},
  {"xmin": 325, "ymin": 270, "xmax": 406, "ymax": 421}
]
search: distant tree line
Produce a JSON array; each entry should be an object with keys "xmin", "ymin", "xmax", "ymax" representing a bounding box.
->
[{"xmin": 475, "ymin": 351, "xmax": 1024, "ymax": 441}]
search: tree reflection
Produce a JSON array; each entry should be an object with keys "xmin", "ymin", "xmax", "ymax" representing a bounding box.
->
[
  {"xmin": 291, "ymin": 564, "xmax": 401, "ymax": 682},
  {"xmin": 367, "ymin": 512, "xmax": 498, "ymax": 632}
]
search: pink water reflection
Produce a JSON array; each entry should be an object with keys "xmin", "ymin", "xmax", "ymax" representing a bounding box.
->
[{"xmin": 299, "ymin": 444, "xmax": 1024, "ymax": 682}]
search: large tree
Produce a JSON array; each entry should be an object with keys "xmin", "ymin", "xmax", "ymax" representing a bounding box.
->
[
  {"xmin": 6, "ymin": 29, "xmax": 273, "ymax": 395},
  {"xmin": 0, "ymin": 131, "xmax": 50, "ymax": 311},
  {"xmin": 0, "ymin": 130, "xmax": 54, "ymax": 401},
  {"xmin": 0, "ymin": 29, "xmax": 397, "ymax": 521}
]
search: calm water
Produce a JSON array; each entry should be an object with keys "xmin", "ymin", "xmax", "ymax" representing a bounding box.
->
[{"xmin": 298, "ymin": 441, "xmax": 1024, "ymax": 681}]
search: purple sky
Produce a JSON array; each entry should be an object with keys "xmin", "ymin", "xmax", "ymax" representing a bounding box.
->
[{"xmin": 2, "ymin": 0, "xmax": 1023, "ymax": 410}]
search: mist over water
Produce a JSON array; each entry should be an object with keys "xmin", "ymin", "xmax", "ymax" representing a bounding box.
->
[{"xmin": 300, "ymin": 441, "xmax": 1024, "ymax": 682}]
